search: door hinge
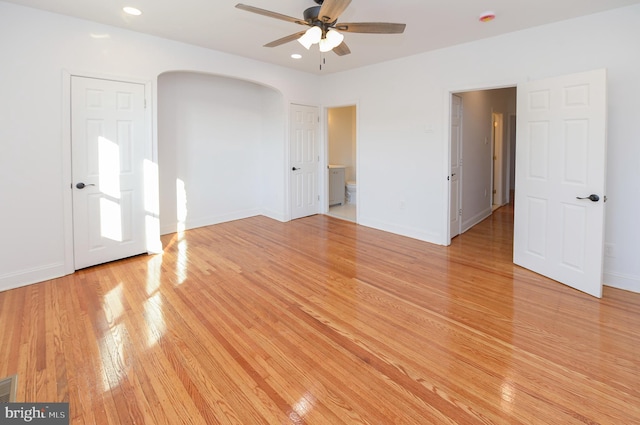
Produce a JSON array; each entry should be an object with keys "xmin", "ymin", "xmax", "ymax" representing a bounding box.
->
[
  {"xmin": 318, "ymin": 195, "xmax": 320, "ymax": 201},
  {"xmin": 144, "ymin": 99, "xmax": 147, "ymax": 108},
  {"xmin": 459, "ymin": 209, "xmax": 462, "ymax": 216},
  {"xmin": 493, "ymin": 189, "xmax": 497, "ymax": 194}
]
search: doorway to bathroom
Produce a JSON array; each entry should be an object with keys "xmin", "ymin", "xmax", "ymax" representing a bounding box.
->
[{"xmin": 326, "ymin": 105, "xmax": 357, "ymax": 222}]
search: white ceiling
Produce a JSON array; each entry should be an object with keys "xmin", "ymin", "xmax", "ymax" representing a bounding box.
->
[{"xmin": 5, "ymin": 0, "xmax": 640, "ymax": 74}]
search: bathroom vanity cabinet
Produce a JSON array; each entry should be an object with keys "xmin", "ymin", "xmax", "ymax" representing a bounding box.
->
[{"xmin": 329, "ymin": 166, "xmax": 345, "ymax": 206}]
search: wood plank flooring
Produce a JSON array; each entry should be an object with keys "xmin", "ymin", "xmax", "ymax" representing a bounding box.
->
[{"xmin": 1, "ymin": 206, "xmax": 639, "ymax": 424}]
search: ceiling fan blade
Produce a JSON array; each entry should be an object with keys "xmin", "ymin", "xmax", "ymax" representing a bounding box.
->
[
  {"xmin": 235, "ymin": 4, "xmax": 308, "ymax": 26},
  {"xmin": 264, "ymin": 31, "xmax": 307, "ymax": 48},
  {"xmin": 335, "ymin": 22, "xmax": 406, "ymax": 34},
  {"xmin": 318, "ymin": 0, "xmax": 352, "ymax": 23},
  {"xmin": 332, "ymin": 41, "xmax": 351, "ymax": 56}
]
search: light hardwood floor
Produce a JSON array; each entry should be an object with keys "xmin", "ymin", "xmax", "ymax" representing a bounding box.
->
[{"xmin": 1, "ymin": 205, "xmax": 639, "ymax": 424}]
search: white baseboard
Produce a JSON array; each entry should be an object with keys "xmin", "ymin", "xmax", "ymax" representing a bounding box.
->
[
  {"xmin": 0, "ymin": 262, "xmax": 67, "ymax": 293},
  {"xmin": 604, "ymin": 271, "xmax": 640, "ymax": 294},
  {"xmin": 160, "ymin": 209, "xmax": 262, "ymax": 236},
  {"xmin": 261, "ymin": 208, "xmax": 287, "ymax": 223},
  {"xmin": 461, "ymin": 208, "xmax": 492, "ymax": 234},
  {"xmin": 357, "ymin": 216, "xmax": 441, "ymax": 245}
]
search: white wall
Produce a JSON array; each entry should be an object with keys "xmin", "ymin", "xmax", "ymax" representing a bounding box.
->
[
  {"xmin": 0, "ymin": 1, "xmax": 319, "ymax": 291},
  {"xmin": 320, "ymin": 4, "xmax": 640, "ymax": 293},
  {"xmin": 158, "ymin": 72, "xmax": 285, "ymax": 234}
]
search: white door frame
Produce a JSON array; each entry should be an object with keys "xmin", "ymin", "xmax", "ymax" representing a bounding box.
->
[
  {"xmin": 62, "ymin": 70, "xmax": 158, "ymax": 275},
  {"xmin": 449, "ymin": 94, "xmax": 463, "ymax": 238},
  {"xmin": 444, "ymin": 82, "xmax": 517, "ymax": 245},
  {"xmin": 324, "ymin": 102, "xmax": 360, "ymax": 221},
  {"xmin": 492, "ymin": 112, "xmax": 505, "ymax": 207},
  {"xmin": 505, "ymin": 113, "xmax": 517, "ymax": 204}
]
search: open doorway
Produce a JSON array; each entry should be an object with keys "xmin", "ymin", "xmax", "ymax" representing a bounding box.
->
[
  {"xmin": 448, "ymin": 70, "xmax": 608, "ymax": 298},
  {"xmin": 449, "ymin": 87, "xmax": 517, "ymax": 237},
  {"xmin": 326, "ymin": 105, "xmax": 357, "ymax": 222},
  {"xmin": 492, "ymin": 112, "xmax": 505, "ymax": 210}
]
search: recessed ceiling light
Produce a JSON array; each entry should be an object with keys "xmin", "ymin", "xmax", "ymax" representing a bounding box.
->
[
  {"xmin": 479, "ymin": 11, "xmax": 495, "ymax": 22},
  {"xmin": 123, "ymin": 6, "xmax": 142, "ymax": 16},
  {"xmin": 291, "ymin": 54, "xmax": 302, "ymax": 59}
]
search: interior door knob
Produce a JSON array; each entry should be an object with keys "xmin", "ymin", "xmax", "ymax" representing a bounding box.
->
[
  {"xmin": 576, "ymin": 194, "xmax": 599, "ymax": 202},
  {"xmin": 76, "ymin": 182, "xmax": 95, "ymax": 189},
  {"xmin": 292, "ymin": 167, "xmax": 300, "ymax": 171}
]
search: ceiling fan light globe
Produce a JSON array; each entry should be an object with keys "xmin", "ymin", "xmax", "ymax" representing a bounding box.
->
[
  {"xmin": 325, "ymin": 29, "xmax": 344, "ymax": 47},
  {"xmin": 297, "ymin": 27, "xmax": 318, "ymax": 49},
  {"xmin": 298, "ymin": 26, "xmax": 321, "ymax": 49},
  {"xmin": 297, "ymin": 37, "xmax": 313, "ymax": 49},
  {"xmin": 319, "ymin": 38, "xmax": 333, "ymax": 53}
]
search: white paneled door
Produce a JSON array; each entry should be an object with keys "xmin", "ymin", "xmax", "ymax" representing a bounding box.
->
[
  {"xmin": 514, "ymin": 69, "xmax": 607, "ymax": 298},
  {"xmin": 450, "ymin": 94, "xmax": 463, "ymax": 238},
  {"xmin": 71, "ymin": 76, "xmax": 147, "ymax": 269},
  {"xmin": 290, "ymin": 104, "xmax": 319, "ymax": 220}
]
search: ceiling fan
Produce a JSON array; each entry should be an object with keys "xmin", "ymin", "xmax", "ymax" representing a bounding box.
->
[{"xmin": 235, "ymin": 0, "xmax": 406, "ymax": 56}]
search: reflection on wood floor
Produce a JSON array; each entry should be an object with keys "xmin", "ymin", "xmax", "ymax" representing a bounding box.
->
[{"xmin": 1, "ymin": 206, "xmax": 639, "ymax": 424}]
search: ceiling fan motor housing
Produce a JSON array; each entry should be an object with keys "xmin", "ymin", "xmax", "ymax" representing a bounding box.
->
[
  {"xmin": 304, "ymin": 5, "xmax": 337, "ymax": 30},
  {"xmin": 303, "ymin": 6, "xmax": 321, "ymax": 21}
]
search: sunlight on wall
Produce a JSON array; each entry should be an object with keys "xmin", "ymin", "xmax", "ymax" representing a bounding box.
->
[
  {"xmin": 144, "ymin": 159, "xmax": 162, "ymax": 253},
  {"xmin": 176, "ymin": 178, "xmax": 188, "ymax": 235},
  {"xmin": 174, "ymin": 178, "xmax": 189, "ymax": 284}
]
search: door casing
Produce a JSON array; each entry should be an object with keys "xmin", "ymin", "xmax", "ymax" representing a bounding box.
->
[{"xmin": 449, "ymin": 94, "xmax": 463, "ymax": 238}]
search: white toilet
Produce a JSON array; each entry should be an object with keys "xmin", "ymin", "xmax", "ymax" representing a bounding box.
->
[{"xmin": 346, "ymin": 181, "xmax": 357, "ymax": 204}]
